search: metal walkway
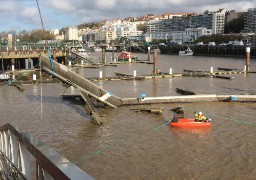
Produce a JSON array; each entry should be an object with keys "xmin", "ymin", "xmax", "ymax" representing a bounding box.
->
[
  {"xmin": 70, "ymin": 50, "xmax": 96, "ymax": 64},
  {"xmin": 40, "ymin": 54, "xmax": 123, "ymax": 125}
]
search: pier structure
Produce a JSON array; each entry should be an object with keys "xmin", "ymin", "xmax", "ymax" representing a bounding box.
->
[
  {"xmin": 160, "ymin": 45, "xmax": 256, "ymax": 57},
  {"xmin": 40, "ymin": 54, "xmax": 122, "ymax": 126},
  {"xmin": 0, "ymin": 49, "xmax": 67, "ymax": 71}
]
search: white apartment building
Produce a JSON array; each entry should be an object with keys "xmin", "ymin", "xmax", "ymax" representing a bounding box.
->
[
  {"xmin": 212, "ymin": 9, "xmax": 226, "ymax": 34},
  {"xmin": 145, "ymin": 27, "xmax": 212, "ymax": 43},
  {"xmin": 64, "ymin": 26, "xmax": 79, "ymax": 41},
  {"xmin": 95, "ymin": 30, "xmax": 116, "ymax": 43}
]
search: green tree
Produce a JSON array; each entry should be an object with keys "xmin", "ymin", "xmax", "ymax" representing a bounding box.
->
[
  {"xmin": 19, "ymin": 30, "xmax": 55, "ymax": 42},
  {"xmin": 137, "ymin": 24, "xmax": 147, "ymax": 33},
  {"xmin": 224, "ymin": 14, "xmax": 244, "ymax": 33}
]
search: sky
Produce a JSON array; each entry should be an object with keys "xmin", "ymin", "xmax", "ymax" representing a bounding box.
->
[{"xmin": 0, "ymin": 0, "xmax": 255, "ymax": 32}]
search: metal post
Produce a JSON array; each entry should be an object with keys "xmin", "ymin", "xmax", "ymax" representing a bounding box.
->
[{"xmin": 246, "ymin": 47, "xmax": 250, "ymax": 72}]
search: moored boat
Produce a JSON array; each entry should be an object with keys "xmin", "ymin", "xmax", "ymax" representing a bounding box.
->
[
  {"xmin": 117, "ymin": 51, "xmax": 138, "ymax": 62},
  {"xmin": 0, "ymin": 73, "xmax": 11, "ymax": 82},
  {"xmin": 179, "ymin": 47, "xmax": 193, "ymax": 56},
  {"xmin": 169, "ymin": 118, "xmax": 211, "ymax": 128}
]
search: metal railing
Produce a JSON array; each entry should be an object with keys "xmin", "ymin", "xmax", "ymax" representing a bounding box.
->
[{"xmin": 0, "ymin": 123, "xmax": 94, "ymax": 180}]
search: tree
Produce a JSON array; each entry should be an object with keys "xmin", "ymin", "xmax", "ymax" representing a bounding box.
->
[
  {"xmin": 19, "ymin": 30, "xmax": 55, "ymax": 42},
  {"xmin": 195, "ymin": 34, "xmax": 243, "ymax": 44},
  {"xmin": 137, "ymin": 24, "xmax": 147, "ymax": 33},
  {"xmin": 224, "ymin": 14, "xmax": 244, "ymax": 33}
]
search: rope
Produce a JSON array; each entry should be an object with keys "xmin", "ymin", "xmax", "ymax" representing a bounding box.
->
[{"xmin": 35, "ymin": 0, "xmax": 46, "ymax": 118}]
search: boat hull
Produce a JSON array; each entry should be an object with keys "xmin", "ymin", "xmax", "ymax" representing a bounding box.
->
[
  {"xmin": 169, "ymin": 118, "xmax": 211, "ymax": 128},
  {"xmin": 117, "ymin": 57, "xmax": 138, "ymax": 61},
  {"xmin": 179, "ymin": 51, "xmax": 193, "ymax": 56}
]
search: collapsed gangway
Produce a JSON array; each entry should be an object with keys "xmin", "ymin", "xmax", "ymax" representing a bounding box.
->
[
  {"xmin": 69, "ymin": 49, "xmax": 95, "ymax": 64},
  {"xmin": 40, "ymin": 54, "xmax": 123, "ymax": 126}
]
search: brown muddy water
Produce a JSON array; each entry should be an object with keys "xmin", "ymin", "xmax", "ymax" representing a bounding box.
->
[{"xmin": 0, "ymin": 53, "xmax": 256, "ymax": 179}]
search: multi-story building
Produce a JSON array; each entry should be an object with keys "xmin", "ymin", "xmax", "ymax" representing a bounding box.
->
[
  {"xmin": 225, "ymin": 10, "xmax": 239, "ymax": 23},
  {"xmin": 190, "ymin": 9, "xmax": 225, "ymax": 34},
  {"xmin": 146, "ymin": 9, "xmax": 225, "ymax": 39},
  {"xmin": 64, "ymin": 26, "xmax": 78, "ymax": 41},
  {"xmin": 244, "ymin": 8, "xmax": 256, "ymax": 34},
  {"xmin": 95, "ymin": 30, "xmax": 116, "ymax": 43},
  {"xmin": 144, "ymin": 27, "xmax": 212, "ymax": 43}
]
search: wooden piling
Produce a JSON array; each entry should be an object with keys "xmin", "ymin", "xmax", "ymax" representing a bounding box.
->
[
  {"xmin": 246, "ymin": 47, "xmax": 250, "ymax": 72},
  {"xmin": 153, "ymin": 48, "xmax": 158, "ymax": 75},
  {"xmin": 102, "ymin": 46, "xmax": 106, "ymax": 64}
]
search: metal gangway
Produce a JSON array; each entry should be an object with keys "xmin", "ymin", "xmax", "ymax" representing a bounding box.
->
[
  {"xmin": 69, "ymin": 49, "xmax": 95, "ymax": 64},
  {"xmin": 0, "ymin": 123, "xmax": 93, "ymax": 180},
  {"xmin": 134, "ymin": 46, "xmax": 146, "ymax": 53},
  {"xmin": 40, "ymin": 54, "xmax": 123, "ymax": 126}
]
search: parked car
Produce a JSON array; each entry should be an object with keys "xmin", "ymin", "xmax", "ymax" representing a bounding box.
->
[
  {"xmin": 208, "ymin": 42, "xmax": 216, "ymax": 46},
  {"xmin": 196, "ymin": 42, "xmax": 204, "ymax": 46}
]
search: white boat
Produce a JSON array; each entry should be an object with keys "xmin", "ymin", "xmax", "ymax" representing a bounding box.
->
[
  {"xmin": 179, "ymin": 47, "xmax": 193, "ymax": 56},
  {"xmin": 77, "ymin": 48, "xmax": 89, "ymax": 57},
  {"xmin": 0, "ymin": 73, "xmax": 11, "ymax": 82}
]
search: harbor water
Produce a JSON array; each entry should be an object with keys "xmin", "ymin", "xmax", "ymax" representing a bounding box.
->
[{"xmin": 0, "ymin": 53, "xmax": 256, "ymax": 179}]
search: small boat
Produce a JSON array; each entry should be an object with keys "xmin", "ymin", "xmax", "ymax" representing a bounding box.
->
[
  {"xmin": 169, "ymin": 118, "xmax": 211, "ymax": 128},
  {"xmin": 179, "ymin": 47, "xmax": 193, "ymax": 56},
  {"xmin": 0, "ymin": 73, "xmax": 11, "ymax": 82},
  {"xmin": 77, "ymin": 48, "xmax": 89, "ymax": 57},
  {"xmin": 117, "ymin": 51, "xmax": 138, "ymax": 62}
]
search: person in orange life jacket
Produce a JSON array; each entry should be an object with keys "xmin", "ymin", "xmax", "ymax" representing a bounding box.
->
[
  {"xmin": 172, "ymin": 113, "xmax": 179, "ymax": 123},
  {"xmin": 194, "ymin": 112, "xmax": 207, "ymax": 122}
]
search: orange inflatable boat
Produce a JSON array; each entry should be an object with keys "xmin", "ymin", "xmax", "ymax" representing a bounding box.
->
[{"xmin": 169, "ymin": 119, "xmax": 211, "ymax": 128}]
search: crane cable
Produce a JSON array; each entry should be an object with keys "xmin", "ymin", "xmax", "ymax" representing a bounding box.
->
[{"xmin": 35, "ymin": 0, "xmax": 45, "ymax": 118}]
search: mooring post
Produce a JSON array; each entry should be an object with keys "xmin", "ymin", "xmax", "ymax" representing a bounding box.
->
[
  {"xmin": 52, "ymin": 49, "xmax": 56, "ymax": 61},
  {"xmin": 246, "ymin": 46, "xmax": 250, "ymax": 72},
  {"xmin": 148, "ymin": 46, "xmax": 150, "ymax": 62},
  {"xmin": 133, "ymin": 70, "xmax": 136, "ymax": 77},
  {"xmin": 102, "ymin": 46, "xmax": 106, "ymax": 64},
  {"xmin": 11, "ymin": 58, "xmax": 15, "ymax": 71},
  {"xmin": 169, "ymin": 68, "xmax": 173, "ymax": 75},
  {"xmin": 33, "ymin": 73, "xmax": 37, "ymax": 81},
  {"xmin": 153, "ymin": 48, "xmax": 158, "ymax": 75},
  {"xmin": 210, "ymin": 67, "xmax": 213, "ymax": 73},
  {"xmin": 99, "ymin": 71, "xmax": 102, "ymax": 78}
]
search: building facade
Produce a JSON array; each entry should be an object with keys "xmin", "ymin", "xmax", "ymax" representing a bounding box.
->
[
  {"xmin": 95, "ymin": 30, "xmax": 116, "ymax": 43},
  {"xmin": 144, "ymin": 27, "xmax": 212, "ymax": 43},
  {"xmin": 146, "ymin": 9, "xmax": 225, "ymax": 37},
  {"xmin": 244, "ymin": 8, "xmax": 256, "ymax": 34},
  {"xmin": 64, "ymin": 26, "xmax": 79, "ymax": 41}
]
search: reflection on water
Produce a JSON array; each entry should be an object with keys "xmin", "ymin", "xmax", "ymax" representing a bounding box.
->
[
  {"xmin": 0, "ymin": 54, "xmax": 256, "ymax": 179},
  {"xmin": 170, "ymin": 126, "xmax": 212, "ymax": 139}
]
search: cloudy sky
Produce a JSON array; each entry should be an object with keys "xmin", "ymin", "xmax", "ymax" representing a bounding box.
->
[{"xmin": 0, "ymin": 0, "xmax": 255, "ymax": 32}]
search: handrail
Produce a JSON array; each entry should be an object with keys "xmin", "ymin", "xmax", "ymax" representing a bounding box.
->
[{"xmin": 0, "ymin": 123, "xmax": 93, "ymax": 180}]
